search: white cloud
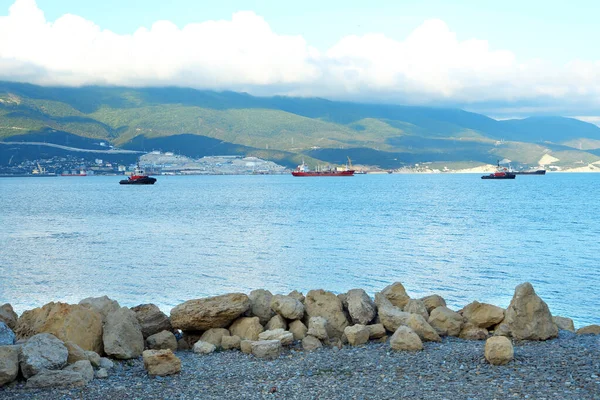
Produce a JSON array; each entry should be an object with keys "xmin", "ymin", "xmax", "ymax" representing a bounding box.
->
[{"xmin": 0, "ymin": 0, "xmax": 599, "ymax": 117}]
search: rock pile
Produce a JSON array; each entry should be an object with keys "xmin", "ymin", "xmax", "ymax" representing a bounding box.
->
[{"xmin": 1, "ymin": 282, "xmax": 599, "ymax": 391}]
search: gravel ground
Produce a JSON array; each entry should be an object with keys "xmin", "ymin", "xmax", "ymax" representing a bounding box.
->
[{"xmin": 2, "ymin": 331, "xmax": 599, "ymax": 400}]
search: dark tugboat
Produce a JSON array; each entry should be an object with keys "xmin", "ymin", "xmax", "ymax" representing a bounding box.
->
[
  {"xmin": 119, "ymin": 164, "xmax": 156, "ymax": 185},
  {"xmin": 481, "ymin": 161, "xmax": 516, "ymax": 180}
]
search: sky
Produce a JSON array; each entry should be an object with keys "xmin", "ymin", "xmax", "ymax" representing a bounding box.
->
[{"xmin": 0, "ymin": 0, "xmax": 599, "ymax": 122}]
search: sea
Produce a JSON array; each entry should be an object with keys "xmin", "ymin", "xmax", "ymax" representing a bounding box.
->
[{"xmin": 1, "ymin": 173, "xmax": 599, "ymax": 328}]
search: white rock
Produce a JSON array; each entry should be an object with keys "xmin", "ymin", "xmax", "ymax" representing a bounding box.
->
[{"xmin": 192, "ymin": 340, "xmax": 216, "ymax": 354}]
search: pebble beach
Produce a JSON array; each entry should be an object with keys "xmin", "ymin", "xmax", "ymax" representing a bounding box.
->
[{"xmin": 2, "ymin": 331, "xmax": 599, "ymax": 400}]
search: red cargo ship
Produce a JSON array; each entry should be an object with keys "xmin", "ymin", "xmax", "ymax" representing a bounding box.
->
[{"xmin": 292, "ymin": 158, "xmax": 355, "ymax": 177}]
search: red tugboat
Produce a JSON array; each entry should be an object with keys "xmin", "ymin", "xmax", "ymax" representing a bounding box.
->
[
  {"xmin": 481, "ymin": 161, "xmax": 516, "ymax": 179},
  {"xmin": 119, "ymin": 164, "xmax": 157, "ymax": 185},
  {"xmin": 292, "ymin": 157, "xmax": 355, "ymax": 177}
]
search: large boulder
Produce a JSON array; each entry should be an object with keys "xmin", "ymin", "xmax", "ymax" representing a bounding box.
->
[
  {"xmin": 258, "ymin": 329, "xmax": 294, "ymax": 346},
  {"xmin": 344, "ymin": 324, "xmax": 370, "ymax": 346},
  {"xmin": 251, "ymin": 340, "xmax": 281, "ymax": 359},
  {"xmin": 404, "ymin": 299, "xmax": 429, "ymax": 320},
  {"xmin": 229, "ymin": 317, "xmax": 264, "ymax": 341},
  {"xmin": 553, "ymin": 316, "xmax": 575, "ymax": 332},
  {"xmin": 265, "ymin": 314, "xmax": 287, "ymax": 331},
  {"xmin": 170, "ymin": 293, "xmax": 250, "ymax": 331},
  {"xmin": 501, "ymin": 282, "xmax": 558, "ymax": 340},
  {"xmin": 0, "ymin": 345, "xmax": 19, "ymax": 387},
  {"xmin": 420, "ymin": 295, "xmax": 446, "ymax": 313},
  {"xmin": 346, "ymin": 289, "xmax": 376, "ymax": 325},
  {"xmin": 200, "ymin": 328, "xmax": 231, "ymax": 347},
  {"xmin": 381, "ymin": 282, "xmax": 410, "ymax": 309},
  {"xmin": 304, "ymin": 290, "xmax": 349, "ymax": 339},
  {"xmin": 288, "ymin": 290, "xmax": 305, "ymax": 303},
  {"xmin": 146, "ymin": 330, "xmax": 178, "ymax": 351},
  {"xmin": 367, "ymin": 324, "xmax": 387, "ymax": 340},
  {"xmin": 248, "ymin": 289, "xmax": 275, "ymax": 324},
  {"xmin": 307, "ymin": 316, "xmax": 328, "ymax": 340},
  {"xmin": 374, "ymin": 293, "xmax": 410, "ymax": 332},
  {"xmin": 0, "ymin": 304, "xmax": 18, "ymax": 330},
  {"xmin": 19, "ymin": 333, "xmax": 68, "ymax": 378},
  {"xmin": 103, "ymin": 307, "xmax": 144, "ymax": 359},
  {"xmin": 79, "ymin": 296, "xmax": 120, "ymax": 323},
  {"xmin": 0, "ymin": 322, "xmax": 15, "ymax": 345},
  {"xmin": 271, "ymin": 295, "xmax": 304, "ymax": 320},
  {"xmin": 390, "ymin": 326, "xmax": 423, "ymax": 351},
  {"xmin": 460, "ymin": 301, "xmax": 505, "ymax": 329},
  {"xmin": 25, "ymin": 369, "xmax": 87, "ymax": 388},
  {"xmin": 131, "ymin": 304, "xmax": 172, "ymax": 339},
  {"xmin": 485, "ymin": 336, "xmax": 514, "ymax": 365},
  {"xmin": 15, "ymin": 302, "xmax": 103, "ymax": 354},
  {"xmin": 428, "ymin": 306, "xmax": 463, "ymax": 336},
  {"xmin": 406, "ymin": 314, "xmax": 441, "ymax": 342},
  {"xmin": 143, "ymin": 349, "xmax": 181, "ymax": 376}
]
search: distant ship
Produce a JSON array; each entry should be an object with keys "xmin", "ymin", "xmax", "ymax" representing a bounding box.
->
[
  {"xmin": 481, "ymin": 161, "xmax": 516, "ymax": 180},
  {"xmin": 514, "ymin": 169, "xmax": 546, "ymax": 175},
  {"xmin": 119, "ymin": 164, "xmax": 156, "ymax": 185},
  {"xmin": 292, "ymin": 157, "xmax": 355, "ymax": 177},
  {"xmin": 61, "ymin": 170, "xmax": 87, "ymax": 177}
]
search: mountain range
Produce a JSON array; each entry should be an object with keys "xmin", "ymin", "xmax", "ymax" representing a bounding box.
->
[{"xmin": 1, "ymin": 81, "xmax": 600, "ymax": 169}]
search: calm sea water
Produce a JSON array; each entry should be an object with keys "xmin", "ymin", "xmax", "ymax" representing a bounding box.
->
[{"xmin": 1, "ymin": 173, "xmax": 599, "ymax": 327}]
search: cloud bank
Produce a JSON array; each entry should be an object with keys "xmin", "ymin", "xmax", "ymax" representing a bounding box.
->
[{"xmin": 0, "ymin": 0, "xmax": 599, "ymax": 118}]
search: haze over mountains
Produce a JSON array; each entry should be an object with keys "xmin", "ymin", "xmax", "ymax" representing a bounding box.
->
[{"xmin": 1, "ymin": 81, "xmax": 600, "ymax": 169}]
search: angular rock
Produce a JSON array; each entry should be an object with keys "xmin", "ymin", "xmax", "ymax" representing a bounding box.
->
[
  {"xmin": 390, "ymin": 326, "xmax": 423, "ymax": 351},
  {"xmin": 192, "ymin": 340, "xmax": 216, "ymax": 354},
  {"xmin": 99, "ymin": 357, "xmax": 114, "ymax": 369},
  {"xmin": 459, "ymin": 323, "xmax": 489, "ymax": 340},
  {"xmin": 79, "ymin": 296, "xmax": 120, "ymax": 323},
  {"xmin": 221, "ymin": 335, "xmax": 241, "ymax": 350},
  {"xmin": 0, "ymin": 321, "xmax": 15, "ymax": 345},
  {"xmin": 502, "ymin": 282, "xmax": 558, "ymax": 340},
  {"xmin": 346, "ymin": 289, "xmax": 376, "ymax": 325},
  {"xmin": 553, "ymin": 316, "xmax": 575, "ymax": 332},
  {"xmin": 428, "ymin": 306, "xmax": 463, "ymax": 336},
  {"xmin": 302, "ymin": 335, "xmax": 322, "ymax": 351},
  {"xmin": 131, "ymin": 304, "xmax": 172, "ymax": 339},
  {"xmin": 265, "ymin": 314, "xmax": 287, "ymax": 331},
  {"xmin": 344, "ymin": 324, "xmax": 370, "ymax": 346},
  {"xmin": 240, "ymin": 340, "xmax": 253, "ymax": 354},
  {"xmin": 19, "ymin": 333, "xmax": 68, "ymax": 378},
  {"xmin": 86, "ymin": 351, "xmax": 101, "ymax": 368},
  {"xmin": 95, "ymin": 368, "xmax": 108, "ymax": 379},
  {"xmin": 199, "ymin": 328, "xmax": 230, "ymax": 347},
  {"xmin": 251, "ymin": 340, "xmax": 281, "ymax": 359},
  {"xmin": 288, "ymin": 290, "xmax": 305, "ymax": 303},
  {"xmin": 374, "ymin": 293, "xmax": 410, "ymax": 332},
  {"xmin": 0, "ymin": 345, "xmax": 19, "ymax": 387},
  {"xmin": 0, "ymin": 304, "xmax": 18, "ymax": 330},
  {"xmin": 367, "ymin": 323, "xmax": 387, "ymax": 340},
  {"xmin": 170, "ymin": 293, "xmax": 250, "ymax": 331},
  {"xmin": 229, "ymin": 317, "xmax": 264, "ymax": 341},
  {"xmin": 26, "ymin": 369, "xmax": 86, "ymax": 389},
  {"xmin": 248, "ymin": 289, "xmax": 275, "ymax": 325},
  {"xmin": 103, "ymin": 307, "xmax": 144, "ymax": 359},
  {"xmin": 146, "ymin": 330, "xmax": 178, "ymax": 351},
  {"xmin": 307, "ymin": 316, "xmax": 328, "ymax": 340},
  {"xmin": 406, "ymin": 314, "xmax": 441, "ymax": 342},
  {"xmin": 576, "ymin": 325, "xmax": 600, "ymax": 335},
  {"xmin": 258, "ymin": 329, "xmax": 294, "ymax": 346},
  {"xmin": 404, "ymin": 299, "xmax": 429, "ymax": 320},
  {"xmin": 420, "ymin": 295, "xmax": 447, "ymax": 313},
  {"xmin": 65, "ymin": 341, "xmax": 88, "ymax": 364},
  {"xmin": 143, "ymin": 349, "xmax": 181, "ymax": 376},
  {"xmin": 65, "ymin": 359, "xmax": 94, "ymax": 383},
  {"xmin": 460, "ymin": 301, "xmax": 505, "ymax": 329},
  {"xmin": 485, "ymin": 336, "xmax": 514, "ymax": 365},
  {"xmin": 271, "ymin": 295, "xmax": 305, "ymax": 320},
  {"xmin": 289, "ymin": 320, "xmax": 308, "ymax": 340},
  {"xmin": 381, "ymin": 282, "xmax": 410, "ymax": 309},
  {"xmin": 304, "ymin": 290, "xmax": 349, "ymax": 339},
  {"xmin": 15, "ymin": 302, "xmax": 103, "ymax": 354}
]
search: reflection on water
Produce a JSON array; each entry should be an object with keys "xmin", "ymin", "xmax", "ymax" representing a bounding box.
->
[{"xmin": 0, "ymin": 173, "xmax": 599, "ymax": 327}]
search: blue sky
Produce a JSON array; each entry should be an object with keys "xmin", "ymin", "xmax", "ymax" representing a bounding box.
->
[{"xmin": 0, "ymin": 0, "xmax": 599, "ymax": 121}]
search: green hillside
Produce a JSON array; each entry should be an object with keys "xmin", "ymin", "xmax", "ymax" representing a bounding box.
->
[{"xmin": 1, "ymin": 81, "xmax": 599, "ymax": 169}]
